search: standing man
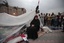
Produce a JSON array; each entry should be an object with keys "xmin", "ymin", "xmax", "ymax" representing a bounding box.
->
[
  {"xmin": 35, "ymin": 0, "xmax": 40, "ymax": 14},
  {"xmin": 62, "ymin": 15, "xmax": 64, "ymax": 32},
  {"xmin": 35, "ymin": 5, "xmax": 39, "ymax": 14}
]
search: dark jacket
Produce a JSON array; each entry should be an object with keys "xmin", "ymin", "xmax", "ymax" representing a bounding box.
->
[
  {"xmin": 26, "ymin": 26, "xmax": 38, "ymax": 40},
  {"xmin": 30, "ymin": 18, "xmax": 40, "ymax": 31}
]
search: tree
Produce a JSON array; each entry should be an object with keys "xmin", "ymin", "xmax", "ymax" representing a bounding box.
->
[
  {"xmin": 3, "ymin": 0, "xmax": 9, "ymax": 7},
  {"xmin": 3, "ymin": 0, "xmax": 9, "ymax": 13}
]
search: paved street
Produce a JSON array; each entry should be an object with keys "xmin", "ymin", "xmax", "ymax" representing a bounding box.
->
[{"xmin": 28, "ymin": 30, "xmax": 64, "ymax": 43}]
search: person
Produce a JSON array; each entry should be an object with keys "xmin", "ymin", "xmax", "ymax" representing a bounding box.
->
[
  {"xmin": 62, "ymin": 14, "xmax": 64, "ymax": 32},
  {"xmin": 35, "ymin": 5, "xmax": 39, "ymax": 14},
  {"xmin": 57, "ymin": 12, "xmax": 62, "ymax": 27},
  {"xmin": 62, "ymin": 21, "xmax": 64, "ymax": 32},
  {"xmin": 26, "ymin": 24, "xmax": 38, "ymax": 40},
  {"xmin": 54, "ymin": 15, "xmax": 58, "ymax": 27},
  {"xmin": 44, "ymin": 13, "xmax": 48, "ymax": 26},
  {"xmin": 47, "ymin": 14, "xmax": 51, "ymax": 26},
  {"xmin": 51, "ymin": 13, "xmax": 55, "ymax": 26},
  {"xmin": 30, "ymin": 15, "xmax": 40, "ymax": 32},
  {"xmin": 40, "ymin": 13, "xmax": 44, "ymax": 25}
]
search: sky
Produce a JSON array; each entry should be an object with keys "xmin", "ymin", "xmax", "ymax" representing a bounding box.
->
[{"xmin": 0, "ymin": 0, "xmax": 64, "ymax": 14}]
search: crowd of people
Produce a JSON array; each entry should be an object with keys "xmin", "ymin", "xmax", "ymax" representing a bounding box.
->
[
  {"xmin": 19, "ymin": 12, "xmax": 64, "ymax": 43},
  {"xmin": 22, "ymin": 12, "xmax": 64, "ymax": 43},
  {"xmin": 39, "ymin": 12, "xmax": 64, "ymax": 27}
]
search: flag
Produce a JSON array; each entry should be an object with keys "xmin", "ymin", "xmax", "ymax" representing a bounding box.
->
[{"xmin": 38, "ymin": 0, "xmax": 40, "ymax": 5}]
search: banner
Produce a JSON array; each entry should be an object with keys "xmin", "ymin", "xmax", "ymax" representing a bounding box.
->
[{"xmin": 0, "ymin": 11, "xmax": 35, "ymax": 26}]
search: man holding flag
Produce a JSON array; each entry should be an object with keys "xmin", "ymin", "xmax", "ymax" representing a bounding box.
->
[{"xmin": 35, "ymin": 0, "xmax": 40, "ymax": 14}]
